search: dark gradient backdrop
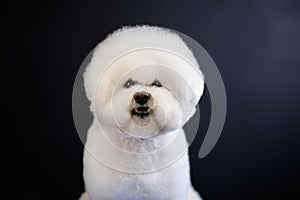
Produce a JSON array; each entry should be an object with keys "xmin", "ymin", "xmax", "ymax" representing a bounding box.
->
[{"xmin": 3, "ymin": 0, "xmax": 300, "ymax": 199}]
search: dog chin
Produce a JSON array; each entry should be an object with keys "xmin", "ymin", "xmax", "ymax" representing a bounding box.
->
[
  {"xmin": 118, "ymin": 108, "xmax": 162, "ymax": 138},
  {"xmin": 131, "ymin": 110, "xmax": 152, "ymax": 126},
  {"xmin": 119, "ymin": 105, "xmax": 182, "ymax": 138}
]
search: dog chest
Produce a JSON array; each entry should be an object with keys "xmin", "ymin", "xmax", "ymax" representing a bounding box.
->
[{"xmin": 83, "ymin": 151, "xmax": 190, "ymax": 200}]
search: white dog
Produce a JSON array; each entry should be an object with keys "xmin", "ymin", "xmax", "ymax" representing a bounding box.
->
[{"xmin": 80, "ymin": 25, "xmax": 204, "ymax": 200}]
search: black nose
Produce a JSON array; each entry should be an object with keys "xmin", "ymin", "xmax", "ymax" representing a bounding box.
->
[{"xmin": 134, "ymin": 92, "xmax": 150, "ymax": 105}]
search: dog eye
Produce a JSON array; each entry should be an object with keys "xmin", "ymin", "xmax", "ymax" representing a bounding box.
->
[
  {"xmin": 151, "ymin": 80, "xmax": 162, "ymax": 87},
  {"xmin": 124, "ymin": 79, "xmax": 136, "ymax": 88}
]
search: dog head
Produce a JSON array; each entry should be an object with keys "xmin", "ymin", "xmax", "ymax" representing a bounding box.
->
[{"xmin": 84, "ymin": 26, "xmax": 204, "ymax": 138}]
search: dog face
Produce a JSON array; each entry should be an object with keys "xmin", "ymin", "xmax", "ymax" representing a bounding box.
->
[
  {"xmin": 94, "ymin": 65, "xmax": 190, "ymax": 138},
  {"xmin": 84, "ymin": 27, "xmax": 205, "ymax": 139}
]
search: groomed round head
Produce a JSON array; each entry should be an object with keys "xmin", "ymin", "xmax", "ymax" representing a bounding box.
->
[{"xmin": 84, "ymin": 26, "xmax": 204, "ymax": 138}]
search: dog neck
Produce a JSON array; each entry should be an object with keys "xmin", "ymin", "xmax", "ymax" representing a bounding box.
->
[
  {"xmin": 85, "ymin": 120, "xmax": 188, "ymax": 172},
  {"xmin": 101, "ymin": 126, "xmax": 180, "ymax": 153}
]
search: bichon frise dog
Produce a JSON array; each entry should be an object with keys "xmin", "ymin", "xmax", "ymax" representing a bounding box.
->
[{"xmin": 80, "ymin": 25, "xmax": 204, "ymax": 200}]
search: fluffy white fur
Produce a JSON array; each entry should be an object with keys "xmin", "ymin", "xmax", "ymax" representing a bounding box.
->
[{"xmin": 81, "ymin": 25, "xmax": 204, "ymax": 200}]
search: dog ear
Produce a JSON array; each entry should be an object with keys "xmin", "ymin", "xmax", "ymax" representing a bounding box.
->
[
  {"xmin": 83, "ymin": 60, "xmax": 115, "ymax": 113},
  {"xmin": 179, "ymin": 71, "xmax": 204, "ymax": 125},
  {"xmin": 83, "ymin": 44, "xmax": 118, "ymax": 112}
]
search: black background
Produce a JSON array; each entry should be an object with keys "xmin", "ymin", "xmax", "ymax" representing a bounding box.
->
[{"xmin": 3, "ymin": 0, "xmax": 300, "ymax": 199}]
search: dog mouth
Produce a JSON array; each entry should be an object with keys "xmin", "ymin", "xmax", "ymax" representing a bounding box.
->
[{"xmin": 131, "ymin": 106, "xmax": 153, "ymax": 119}]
